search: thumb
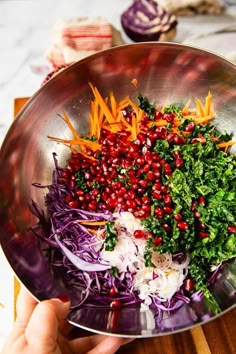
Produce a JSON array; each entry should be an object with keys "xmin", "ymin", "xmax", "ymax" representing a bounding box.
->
[{"xmin": 25, "ymin": 295, "xmax": 70, "ymax": 351}]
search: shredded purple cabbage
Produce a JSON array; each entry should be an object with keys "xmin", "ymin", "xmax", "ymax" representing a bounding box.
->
[{"xmin": 31, "ymin": 153, "xmax": 221, "ymax": 323}]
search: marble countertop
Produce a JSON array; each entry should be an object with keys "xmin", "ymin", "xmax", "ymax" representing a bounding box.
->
[{"xmin": 0, "ymin": 0, "xmax": 236, "ymax": 350}]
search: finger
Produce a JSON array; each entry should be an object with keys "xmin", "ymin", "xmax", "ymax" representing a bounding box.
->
[
  {"xmin": 70, "ymin": 334, "xmax": 133, "ymax": 354},
  {"xmin": 87, "ymin": 336, "xmax": 133, "ymax": 354},
  {"xmin": 25, "ymin": 296, "xmax": 70, "ymax": 351},
  {"xmin": 1, "ymin": 285, "xmax": 38, "ymax": 348},
  {"xmin": 16, "ymin": 285, "xmax": 38, "ymax": 323}
]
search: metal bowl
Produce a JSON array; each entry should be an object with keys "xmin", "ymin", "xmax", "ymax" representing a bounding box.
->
[{"xmin": 0, "ymin": 42, "xmax": 235, "ymax": 337}]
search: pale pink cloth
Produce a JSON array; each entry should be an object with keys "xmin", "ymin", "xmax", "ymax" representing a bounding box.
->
[{"xmin": 46, "ymin": 17, "xmax": 124, "ymax": 69}]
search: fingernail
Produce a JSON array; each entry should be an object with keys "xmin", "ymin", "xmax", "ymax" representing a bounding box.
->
[{"xmin": 56, "ymin": 294, "xmax": 70, "ymax": 303}]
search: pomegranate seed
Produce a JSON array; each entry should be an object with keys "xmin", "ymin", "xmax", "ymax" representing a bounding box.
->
[
  {"xmin": 88, "ymin": 201, "xmax": 98, "ymax": 211},
  {"xmin": 142, "ymin": 196, "xmax": 151, "ymax": 204},
  {"xmin": 153, "ymin": 169, "xmax": 161, "ymax": 178},
  {"xmin": 101, "ymin": 192, "xmax": 109, "ymax": 201},
  {"xmin": 194, "ymin": 211, "xmax": 201, "ymax": 218},
  {"xmin": 139, "ymin": 179, "xmax": 148, "ymax": 188},
  {"xmin": 154, "ymin": 237, "xmax": 162, "ymax": 245},
  {"xmin": 62, "ymin": 170, "xmax": 71, "ymax": 179},
  {"xmin": 81, "ymin": 162, "xmax": 89, "ymax": 169},
  {"xmin": 148, "ymin": 131, "xmax": 159, "ymax": 141},
  {"xmin": 112, "ymin": 181, "xmax": 122, "ymax": 190},
  {"xmin": 162, "ymin": 223, "xmax": 171, "ymax": 231},
  {"xmin": 160, "ymin": 159, "xmax": 166, "ymax": 166},
  {"xmin": 227, "ymin": 225, "xmax": 236, "ymax": 233},
  {"xmin": 177, "ymin": 221, "xmax": 189, "ymax": 231},
  {"xmin": 68, "ymin": 200, "xmax": 79, "ymax": 208},
  {"xmin": 136, "ymin": 133, "xmax": 146, "ymax": 144},
  {"xmin": 137, "ymin": 188, "xmax": 144, "ymax": 195},
  {"xmin": 144, "ymin": 152, "xmax": 153, "ymax": 164},
  {"xmin": 127, "ymin": 190, "xmax": 136, "ymax": 199},
  {"xmin": 184, "ymin": 278, "xmax": 194, "ymax": 292},
  {"xmin": 142, "ymin": 164, "xmax": 151, "ymax": 173},
  {"xmin": 142, "ymin": 205, "xmax": 151, "ymax": 212},
  {"xmin": 185, "ymin": 122, "xmax": 195, "ymax": 132},
  {"xmin": 199, "ymin": 231, "xmax": 210, "ymax": 239},
  {"xmin": 109, "ymin": 287, "xmax": 117, "ymax": 297},
  {"xmin": 198, "ymin": 196, "xmax": 205, "ymax": 205},
  {"xmin": 111, "ymin": 300, "xmax": 121, "ymax": 308},
  {"xmin": 175, "ymin": 158, "xmax": 184, "ymax": 168},
  {"xmin": 134, "ymin": 230, "xmax": 145, "ymax": 239},
  {"xmin": 166, "ymin": 133, "xmax": 175, "ymax": 142},
  {"xmin": 152, "ymin": 182, "xmax": 162, "ymax": 191},
  {"xmin": 136, "ymin": 156, "xmax": 145, "ymax": 165},
  {"xmin": 199, "ymin": 222, "xmax": 206, "ymax": 229},
  {"xmin": 75, "ymin": 189, "xmax": 84, "ymax": 196},
  {"xmin": 146, "ymin": 171, "xmax": 155, "ymax": 181},
  {"xmin": 152, "ymin": 152, "xmax": 161, "ymax": 161},
  {"xmin": 134, "ymin": 210, "xmax": 146, "ymax": 218},
  {"xmin": 191, "ymin": 202, "xmax": 197, "ymax": 211},
  {"xmin": 174, "ymin": 213, "xmax": 182, "ymax": 221},
  {"xmin": 163, "ymin": 206, "xmax": 173, "ymax": 214},
  {"xmin": 154, "ymin": 111, "xmax": 163, "ymax": 120},
  {"xmin": 174, "ymin": 136, "xmax": 186, "ymax": 145},
  {"xmin": 126, "ymin": 200, "xmax": 136, "ymax": 209},
  {"xmin": 164, "ymin": 113, "xmax": 174, "ymax": 122},
  {"xmin": 152, "ymin": 191, "xmax": 162, "ymax": 200},
  {"xmin": 151, "ymin": 162, "xmax": 161, "ymax": 169},
  {"xmin": 164, "ymin": 163, "xmax": 172, "ymax": 175},
  {"xmin": 161, "ymin": 185, "xmax": 168, "ymax": 194},
  {"xmin": 129, "ymin": 177, "xmax": 139, "ymax": 185},
  {"xmin": 173, "ymin": 150, "xmax": 181, "ymax": 159},
  {"xmin": 117, "ymin": 186, "xmax": 127, "ymax": 196},
  {"xmin": 69, "ymin": 180, "xmax": 76, "ymax": 188},
  {"xmin": 85, "ymin": 193, "xmax": 91, "ymax": 201},
  {"xmin": 65, "ymin": 195, "xmax": 72, "ymax": 203},
  {"xmin": 135, "ymin": 197, "xmax": 142, "ymax": 206},
  {"xmin": 163, "ymin": 194, "xmax": 172, "ymax": 205},
  {"xmin": 155, "ymin": 207, "xmax": 163, "ymax": 219}
]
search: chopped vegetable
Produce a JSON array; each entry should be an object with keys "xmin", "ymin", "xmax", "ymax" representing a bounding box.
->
[{"xmin": 33, "ymin": 83, "xmax": 236, "ymax": 320}]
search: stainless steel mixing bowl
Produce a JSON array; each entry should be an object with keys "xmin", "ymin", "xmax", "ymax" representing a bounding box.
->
[{"xmin": 0, "ymin": 43, "xmax": 235, "ymax": 337}]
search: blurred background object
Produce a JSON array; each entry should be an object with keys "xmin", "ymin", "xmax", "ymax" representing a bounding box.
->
[{"xmin": 157, "ymin": 0, "xmax": 225, "ymax": 15}]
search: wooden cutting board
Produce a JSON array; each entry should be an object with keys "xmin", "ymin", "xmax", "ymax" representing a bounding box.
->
[{"xmin": 13, "ymin": 98, "xmax": 236, "ymax": 354}]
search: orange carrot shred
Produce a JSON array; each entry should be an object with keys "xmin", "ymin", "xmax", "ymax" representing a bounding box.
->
[
  {"xmin": 218, "ymin": 141, "xmax": 236, "ymax": 148},
  {"xmin": 131, "ymin": 78, "xmax": 138, "ymax": 87},
  {"xmin": 195, "ymin": 98, "xmax": 205, "ymax": 117}
]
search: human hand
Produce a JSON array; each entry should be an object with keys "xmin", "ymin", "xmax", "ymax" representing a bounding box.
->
[{"xmin": 1, "ymin": 286, "xmax": 133, "ymax": 354}]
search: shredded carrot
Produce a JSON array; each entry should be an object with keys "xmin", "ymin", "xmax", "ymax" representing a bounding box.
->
[
  {"xmin": 131, "ymin": 78, "xmax": 138, "ymax": 87},
  {"xmin": 194, "ymin": 115, "xmax": 215, "ymax": 124},
  {"xmin": 218, "ymin": 141, "xmax": 236, "ymax": 148},
  {"xmin": 60, "ymin": 110, "xmax": 80, "ymax": 141},
  {"xmin": 204, "ymin": 91, "xmax": 213, "ymax": 116},
  {"xmin": 153, "ymin": 119, "xmax": 168, "ymax": 127},
  {"xmin": 50, "ymin": 84, "xmax": 233, "ymax": 158},
  {"xmin": 182, "ymin": 99, "xmax": 192, "ymax": 113},
  {"xmin": 80, "ymin": 220, "xmax": 107, "ymax": 226},
  {"xmin": 117, "ymin": 112, "xmax": 133, "ymax": 130},
  {"xmin": 89, "ymin": 83, "xmax": 115, "ymax": 124},
  {"xmin": 195, "ymin": 98, "xmax": 205, "ymax": 117},
  {"xmin": 117, "ymin": 96, "xmax": 130, "ymax": 111},
  {"xmin": 109, "ymin": 92, "xmax": 117, "ymax": 117}
]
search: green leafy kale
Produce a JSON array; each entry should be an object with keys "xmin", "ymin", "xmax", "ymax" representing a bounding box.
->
[
  {"xmin": 104, "ymin": 221, "xmax": 118, "ymax": 251},
  {"xmin": 75, "ymin": 171, "xmax": 88, "ymax": 191},
  {"xmin": 137, "ymin": 94, "xmax": 155, "ymax": 120}
]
